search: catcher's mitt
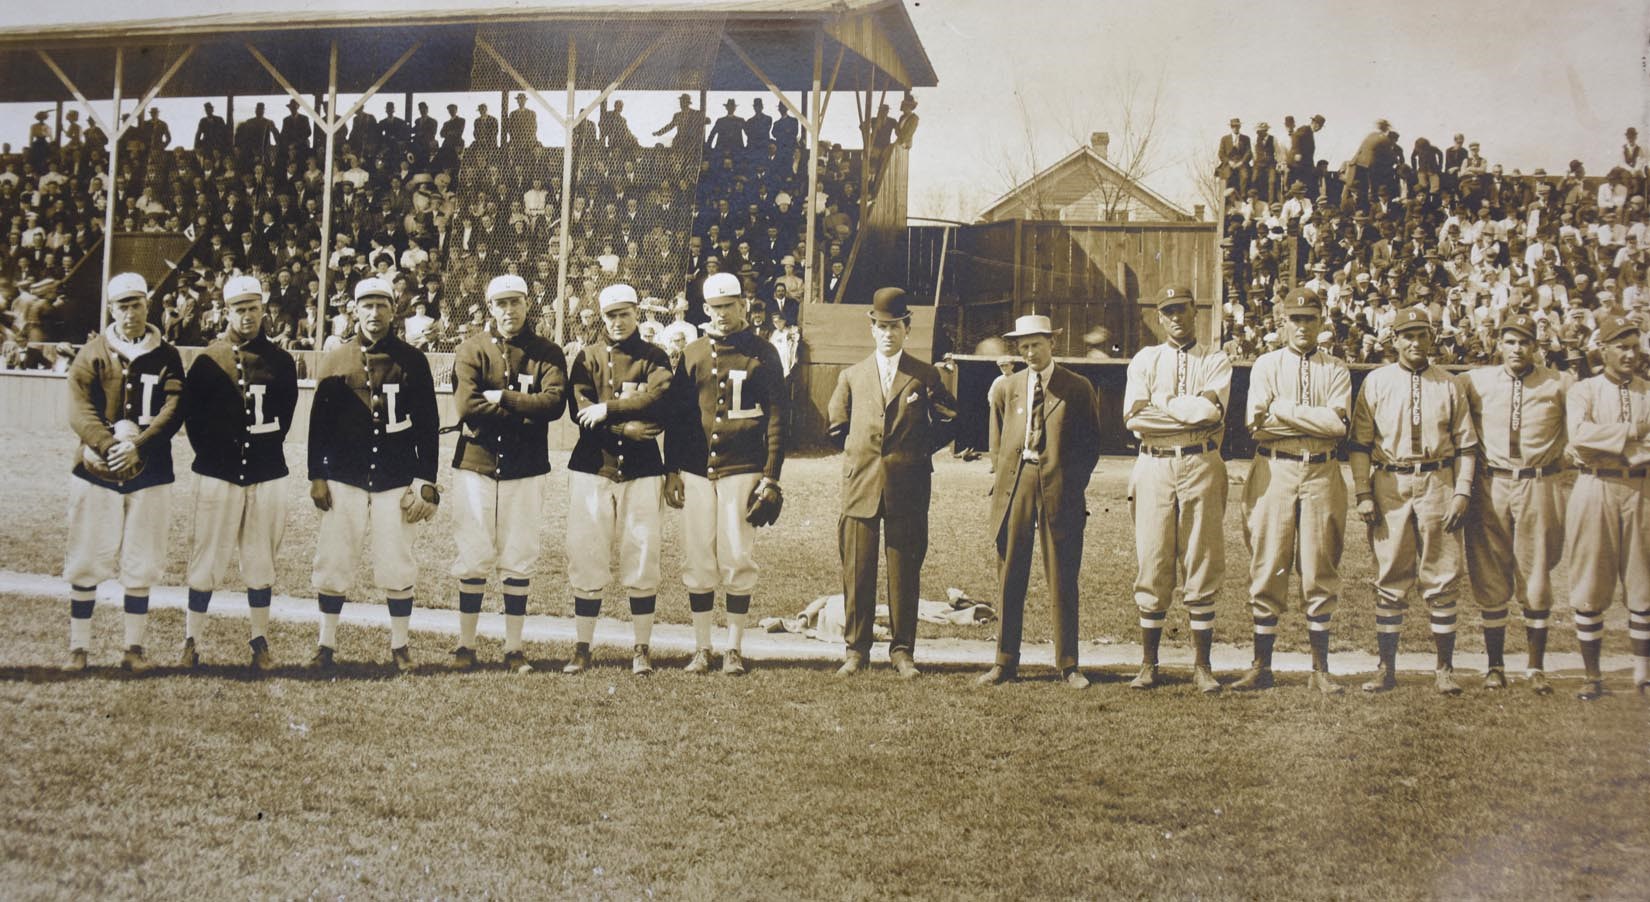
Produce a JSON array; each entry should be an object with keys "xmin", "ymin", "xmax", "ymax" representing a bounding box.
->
[
  {"xmin": 79, "ymin": 420, "xmax": 143, "ymax": 483},
  {"xmin": 744, "ymin": 478, "xmax": 783, "ymax": 527}
]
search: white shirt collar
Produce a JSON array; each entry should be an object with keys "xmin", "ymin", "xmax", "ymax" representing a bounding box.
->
[{"xmin": 876, "ymin": 350, "xmax": 903, "ymax": 378}]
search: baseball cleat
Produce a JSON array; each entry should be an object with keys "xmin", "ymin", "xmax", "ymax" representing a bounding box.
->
[
  {"xmin": 64, "ymin": 648, "xmax": 89, "ymax": 672},
  {"xmin": 448, "ymin": 646, "xmax": 478, "ymax": 671},
  {"xmin": 1062, "ymin": 668, "xmax": 1090, "ymax": 690},
  {"xmin": 1308, "ymin": 670, "xmax": 1344, "ymax": 695},
  {"xmin": 836, "ymin": 650, "xmax": 868, "ymax": 677},
  {"xmin": 1230, "ymin": 663, "xmax": 1274, "ymax": 692},
  {"xmin": 502, "ymin": 650, "xmax": 534, "ymax": 674},
  {"xmin": 1192, "ymin": 665, "xmax": 1222, "ymax": 694},
  {"xmin": 721, "ymin": 649, "xmax": 748, "ymax": 676},
  {"xmin": 1482, "ymin": 667, "xmax": 1508, "ymax": 690},
  {"xmin": 684, "ymin": 648, "xmax": 714, "ymax": 674},
  {"xmin": 1128, "ymin": 664, "xmax": 1160, "ymax": 690},
  {"xmin": 1526, "ymin": 670, "xmax": 1552, "ymax": 695},
  {"xmin": 249, "ymin": 637, "xmax": 274, "ymax": 672},
  {"xmin": 1576, "ymin": 679, "xmax": 1609, "ymax": 701},
  {"xmin": 562, "ymin": 642, "xmax": 592, "ymax": 674},
  {"xmin": 1361, "ymin": 665, "xmax": 1397, "ymax": 693},
  {"xmin": 1434, "ymin": 667, "xmax": 1463, "ymax": 696},
  {"xmin": 974, "ymin": 664, "xmax": 1017, "ymax": 686},
  {"xmin": 121, "ymin": 645, "xmax": 155, "ymax": 673},
  {"xmin": 179, "ymin": 638, "xmax": 200, "ymax": 669},
  {"xmin": 632, "ymin": 645, "xmax": 654, "ymax": 676},
  {"xmin": 890, "ymin": 650, "xmax": 921, "ymax": 680},
  {"xmin": 391, "ymin": 645, "xmax": 414, "ymax": 674},
  {"xmin": 308, "ymin": 645, "xmax": 336, "ymax": 670}
]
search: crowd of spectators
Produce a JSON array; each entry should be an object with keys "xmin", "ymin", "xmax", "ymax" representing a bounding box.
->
[
  {"xmin": 0, "ymin": 87, "xmax": 915, "ymax": 372},
  {"xmin": 1217, "ymin": 115, "xmax": 1650, "ymax": 374}
]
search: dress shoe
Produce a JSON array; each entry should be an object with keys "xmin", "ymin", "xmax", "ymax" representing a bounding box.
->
[
  {"xmin": 448, "ymin": 646, "xmax": 478, "ymax": 671},
  {"xmin": 391, "ymin": 645, "xmax": 414, "ymax": 674},
  {"xmin": 1062, "ymin": 668, "xmax": 1090, "ymax": 690},
  {"xmin": 249, "ymin": 636, "xmax": 274, "ymax": 672},
  {"xmin": 836, "ymin": 650, "xmax": 868, "ymax": 677},
  {"xmin": 308, "ymin": 645, "xmax": 336, "ymax": 670},
  {"xmin": 1434, "ymin": 667, "xmax": 1463, "ymax": 696},
  {"xmin": 1308, "ymin": 670, "xmax": 1344, "ymax": 695},
  {"xmin": 1482, "ymin": 667, "xmax": 1507, "ymax": 690},
  {"xmin": 1128, "ymin": 664, "xmax": 1160, "ymax": 690},
  {"xmin": 1192, "ymin": 665, "xmax": 1222, "ymax": 694},
  {"xmin": 1361, "ymin": 665, "xmax": 1396, "ymax": 693},
  {"xmin": 64, "ymin": 648, "xmax": 89, "ymax": 672},
  {"xmin": 502, "ymin": 650, "xmax": 534, "ymax": 674},
  {"xmin": 722, "ymin": 649, "xmax": 748, "ymax": 676},
  {"xmin": 1576, "ymin": 678, "xmax": 1609, "ymax": 701},
  {"xmin": 684, "ymin": 647, "xmax": 714, "ymax": 674},
  {"xmin": 1230, "ymin": 663, "xmax": 1274, "ymax": 692},
  {"xmin": 121, "ymin": 645, "xmax": 155, "ymax": 673},
  {"xmin": 632, "ymin": 644, "xmax": 654, "ymax": 676},
  {"xmin": 975, "ymin": 665, "xmax": 1017, "ymax": 686},
  {"xmin": 1526, "ymin": 670, "xmax": 1551, "ymax": 695},
  {"xmin": 890, "ymin": 650, "xmax": 921, "ymax": 680},
  {"xmin": 562, "ymin": 642, "xmax": 592, "ymax": 674},
  {"xmin": 179, "ymin": 637, "xmax": 201, "ymax": 669}
]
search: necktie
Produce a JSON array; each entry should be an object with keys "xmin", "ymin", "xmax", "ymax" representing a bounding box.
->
[
  {"xmin": 1509, "ymin": 372, "xmax": 1523, "ymax": 462},
  {"xmin": 881, "ymin": 359, "xmax": 894, "ymax": 400},
  {"xmin": 1409, "ymin": 370, "xmax": 1423, "ymax": 457},
  {"xmin": 1028, "ymin": 370, "xmax": 1045, "ymax": 452}
]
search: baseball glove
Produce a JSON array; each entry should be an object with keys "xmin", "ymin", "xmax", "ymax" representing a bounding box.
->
[
  {"xmin": 79, "ymin": 420, "xmax": 144, "ymax": 483},
  {"xmin": 744, "ymin": 478, "xmax": 783, "ymax": 527}
]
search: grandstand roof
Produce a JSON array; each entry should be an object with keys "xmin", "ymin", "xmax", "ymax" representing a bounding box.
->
[{"xmin": 0, "ymin": 0, "xmax": 935, "ymax": 103}]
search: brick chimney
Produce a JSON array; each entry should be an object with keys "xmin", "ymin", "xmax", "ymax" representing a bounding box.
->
[
  {"xmin": 1090, "ymin": 131, "xmax": 1110, "ymax": 159},
  {"xmin": 1193, "ymin": 204, "xmax": 1205, "ymax": 220}
]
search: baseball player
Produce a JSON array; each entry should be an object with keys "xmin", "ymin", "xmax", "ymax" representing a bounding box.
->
[
  {"xmin": 1123, "ymin": 285, "xmax": 1232, "ymax": 693},
  {"xmin": 1461, "ymin": 313, "xmax": 1571, "ymax": 694},
  {"xmin": 1563, "ymin": 314, "xmax": 1650, "ymax": 700},
  {"xmin": 1237, "ymin": 288, "xmax": 1351, "ymax": 694},
  {"xmin": 179, "ymin": 274, "xmax": 298, "ymax": 670},
  {"xmin": 564, "ymin": 283, "xmax": 674, "ymax": 676},
  {"xmin": 62, "ymin": 272, "xmax": 185, "ymax": 671},
  {"xmin": 1349, "ymin": 307, "xmax": 1479, "ymax": 695},
  {"xmin": 663, "ymin": 271, "xmax": 786, "ymax": 676},
  {"xmin": 447, "ymin": 274, "xmax": 568, "ymax": 673},
  {"xmin": 307, "ymin": 276, "xmax": 441, "ymax": 672}
]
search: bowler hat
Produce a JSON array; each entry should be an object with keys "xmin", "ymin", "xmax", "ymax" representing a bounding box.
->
[{"xmin": 868, "ymin": 287, "xmax": 911, "ymax": 322}]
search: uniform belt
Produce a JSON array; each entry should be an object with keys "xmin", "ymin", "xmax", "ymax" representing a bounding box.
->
[
  {"xmin": 1374, "ymin": 458, "xmax": 1451, "ymax": 474},
  {"xmin": 1578, "ymin": 466, "xmax": 1648, "ymax": 479},
  {"xmin": 1020, "ymin": 449, "xmax": 1043, "ymax": 463},
  {"xmin": 1487, "ymin": 464, "xmax": 1562, "ymax": 479},
  {"xmin": 1256, "ymin": 446, "xmax": 1330, "ymax": 464},
  {"xmin": 1141, "ymin": 440, "xmax": 1217, "ymax": 458}
]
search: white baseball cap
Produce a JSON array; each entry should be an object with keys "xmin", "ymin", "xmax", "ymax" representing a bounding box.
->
[
  {"xmin": 107, "ymin": 272, "xmax": 148, "ymax": 301},
  {"xmin": 353, "ymin": 276, "xmax": 394, "ymax": 301},
  {"xmin": 702, "ymin": 272, "xmax": 742, "ymax": 301},
  {"xmin": 486, "ymin": 274, "xmax": 529, "ymax": 303},
  {"xmin": 599, "ymin": 283, "xmax": 639, "ymax": 313},
  {"xmin": 224, "ymin": 275, "xmax": 264, "ymax": 304}
]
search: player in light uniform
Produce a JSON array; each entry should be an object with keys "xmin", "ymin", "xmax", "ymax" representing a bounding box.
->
[
  {"xmin": 1123, "ymin": 285, "xmax": 1232, "ymax": 693},
  {"xmin": 1461, "ymin": 313, "xmax": 1571, "ymax": 694},
  {"xmin": 564, "ymin": 283, "xmax": 675, "ymax": 675},
  {"xmin": 307, "ymin": 277, "xmax": 441, "ymax": 672},
  {"xmin": 663, "ymin": 271, "xmax": 786, "ymax": 676},
  {"xmin": 1349, "ymin": 307, "xmax": 1479, "ymax": 695},
  {"xmin": 1563, "ymin": 314, "xmax": 1650, "ymax": 700},
  {"xmin": 1235, "ymin": 288, "xmax": 1350, "ymax": 694},
  {"xmin": 447, "ymin": 274, "xmax": 567, "ymax": 673},
  {"xmin": 63, "ymin": 272, "xmax": 185, "ymax": 671},
  {"xmin": 179, "ymin": 275, "xmax": 298, "ymax": 670}
]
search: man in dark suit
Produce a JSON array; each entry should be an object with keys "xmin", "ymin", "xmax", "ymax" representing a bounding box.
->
[
  {"xmin": 979, "ymin": 315, "xmax": 1102, "ymax": 688},
  {"xmin": 1291, "ymin": 114, "xmax": 1323, "ymax": 198},
  {"xmin": 1218, "ymin": 118, "xmax": 1253, "ymax": 198},
  {"xmin": 827, "ymin": 288, "xmax": 958, "ymax": 678}
]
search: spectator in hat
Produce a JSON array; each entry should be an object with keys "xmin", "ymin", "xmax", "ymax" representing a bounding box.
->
[
  {"xmin": 653, "ymin": 94, "xmax": 707, "ymax": 153},
  {"xmin": 1290, "ymin": 114, "xmax": 1324, "ymax": 197},
  {"xmin": 1253, "ymin": 122, "xmax": 1279, "ymax": 202},
  {"xmin": 1219, "ymin": 118, "xmax": 1252, "ymax": 198}
]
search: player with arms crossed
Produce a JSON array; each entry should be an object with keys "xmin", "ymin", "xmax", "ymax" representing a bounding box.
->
[
  {"xmin": 308, "ymin": 277, "xmax": 441, "ymax": 672},
  {"xmin": 448, "ymin": 274, "xmax": 567, "ymax": 673},
  {"xmin": 664, "ymin": 271, "xmax": 786, "ymax": 676},
  {"xmin": 179, "ymin": 275, "xmax": 298, "ymax": 670},
  {"xmin": 63, "ymin": 272, "xmax": 185, "ymax": 671}
]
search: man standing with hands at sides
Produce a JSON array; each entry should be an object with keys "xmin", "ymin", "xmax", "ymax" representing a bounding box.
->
[
  {"xmin": 179, "ymin": 275, "xmax": 298, "ymax": 671},
  {"xmin": 1236, "ymin": 288, "xmax": 1350, "ymax": 694},
  {"xmin": 1563, "ymin": 315, "xmax": 1650, "ymax": 700},
  {"xmin": 1461, "ymin": 314, "xmax": 1571, "ymax": 694},
  {"xmin": 447, "ymin": 275, "xmax": 567, "ymax": 674},
  {"xmin": 63, "ymin": 273, "xmax": 185, "ymax": 671},
  {"xmin": 564, "ymin": 283, "xmax": 674, "ymax": 676},
  {"xmin": 827, "ymin": 288, "xmax": 958, "ymax": 678},
  {"xmin": 1123, "ymin": 287, "xmax": 1232, "ymax": 694},
  {"xmin": 664, "ymin": 271, "xmax": 786, "ymax": 676},
  {"xmin": 308, "ymin": 277, "xmax": 441, "ymax": 673},
  {"xmin": 977, "ymin": 314, "xmax": 1101, "ymax": 688},
  {"xmin": 1349, "ymin": 307, "xmax": 1478, "ymax": 695}
]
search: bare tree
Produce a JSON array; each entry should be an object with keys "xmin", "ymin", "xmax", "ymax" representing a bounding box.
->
[{"xmin": 1049, "ymin": 62, "xmax": 1169, "ymax": 222}]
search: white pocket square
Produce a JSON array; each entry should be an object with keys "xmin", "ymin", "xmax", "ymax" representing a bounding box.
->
[{"xmin": 906, "ymin": 391, "xmax": 921, "ymax": 403}]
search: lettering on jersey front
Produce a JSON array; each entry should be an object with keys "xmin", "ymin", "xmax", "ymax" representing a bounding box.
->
[
  {"xmin": 382, "ymin": 383, "xmax": 412, "ymax": 433},
  {"xmin": 137, "ymin": 373, "xmax": 161, "ymax": 425},
  {"xmin": 247, "ymin": 384, "xmax": 280, "ymax": 434},
  {"xmin": 725, "ymin": 368, "xmax": 763, "ymax": 419},
  {"xmin": 516, "ymin": 373, "xmax": 535, "ymax": 392}
]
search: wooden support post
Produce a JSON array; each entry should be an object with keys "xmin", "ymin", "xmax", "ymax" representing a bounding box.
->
[
  {"xmin": 802, "ymin": 31, "xmax": 822, "ymax": 311},
  {"xmin": 555, "ymin": 38, "xmax": 576, "ymax": 345},
  {"xmin": 100, "ymin": 49, "xmax": 122, "ymax": 328},
  {"xmin": 317, "ymin": 42, "xmax": 339, "ymax": 344}
]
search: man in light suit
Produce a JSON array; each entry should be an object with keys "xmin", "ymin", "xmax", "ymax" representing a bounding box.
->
[
  {"xmin": 827, "ymin": 288, "xmax": 958, "ymax": 678},
  {"xmin": 978, "ymin": 315, "xmax": 1103, "ymax": 688}
]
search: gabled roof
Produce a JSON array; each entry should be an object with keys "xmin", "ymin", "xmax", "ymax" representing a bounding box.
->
[{"xmin": 979, "ymin": 143, "xmax": 1189, "ymax": 222}]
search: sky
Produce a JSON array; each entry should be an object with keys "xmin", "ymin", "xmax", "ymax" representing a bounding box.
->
[{"xmin": 0, "ymin": 0, "xmax": 1646, "ymax": 221}]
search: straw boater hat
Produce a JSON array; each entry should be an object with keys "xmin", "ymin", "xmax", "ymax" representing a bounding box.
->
[{"xmin": 1004, "ymin": 314, "xmax": 1056, "ymax": 338}]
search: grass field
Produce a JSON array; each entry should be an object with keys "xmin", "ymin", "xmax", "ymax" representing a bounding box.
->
[{"xmin": 1, "ymin": 593, "xmax": 1647, "ymax": 898}]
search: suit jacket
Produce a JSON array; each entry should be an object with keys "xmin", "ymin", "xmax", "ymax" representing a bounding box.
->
[
  {"xmin": 827, "ymin": 352, "xmax": 957, "ymax": 521},
  {"xmin": 1291, "ymin": 126, "xmax": 1316, "ymax": 167},
  {"xmin": 987, "ymin": 365, "xmax": 1102, "ymax": 542}
]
